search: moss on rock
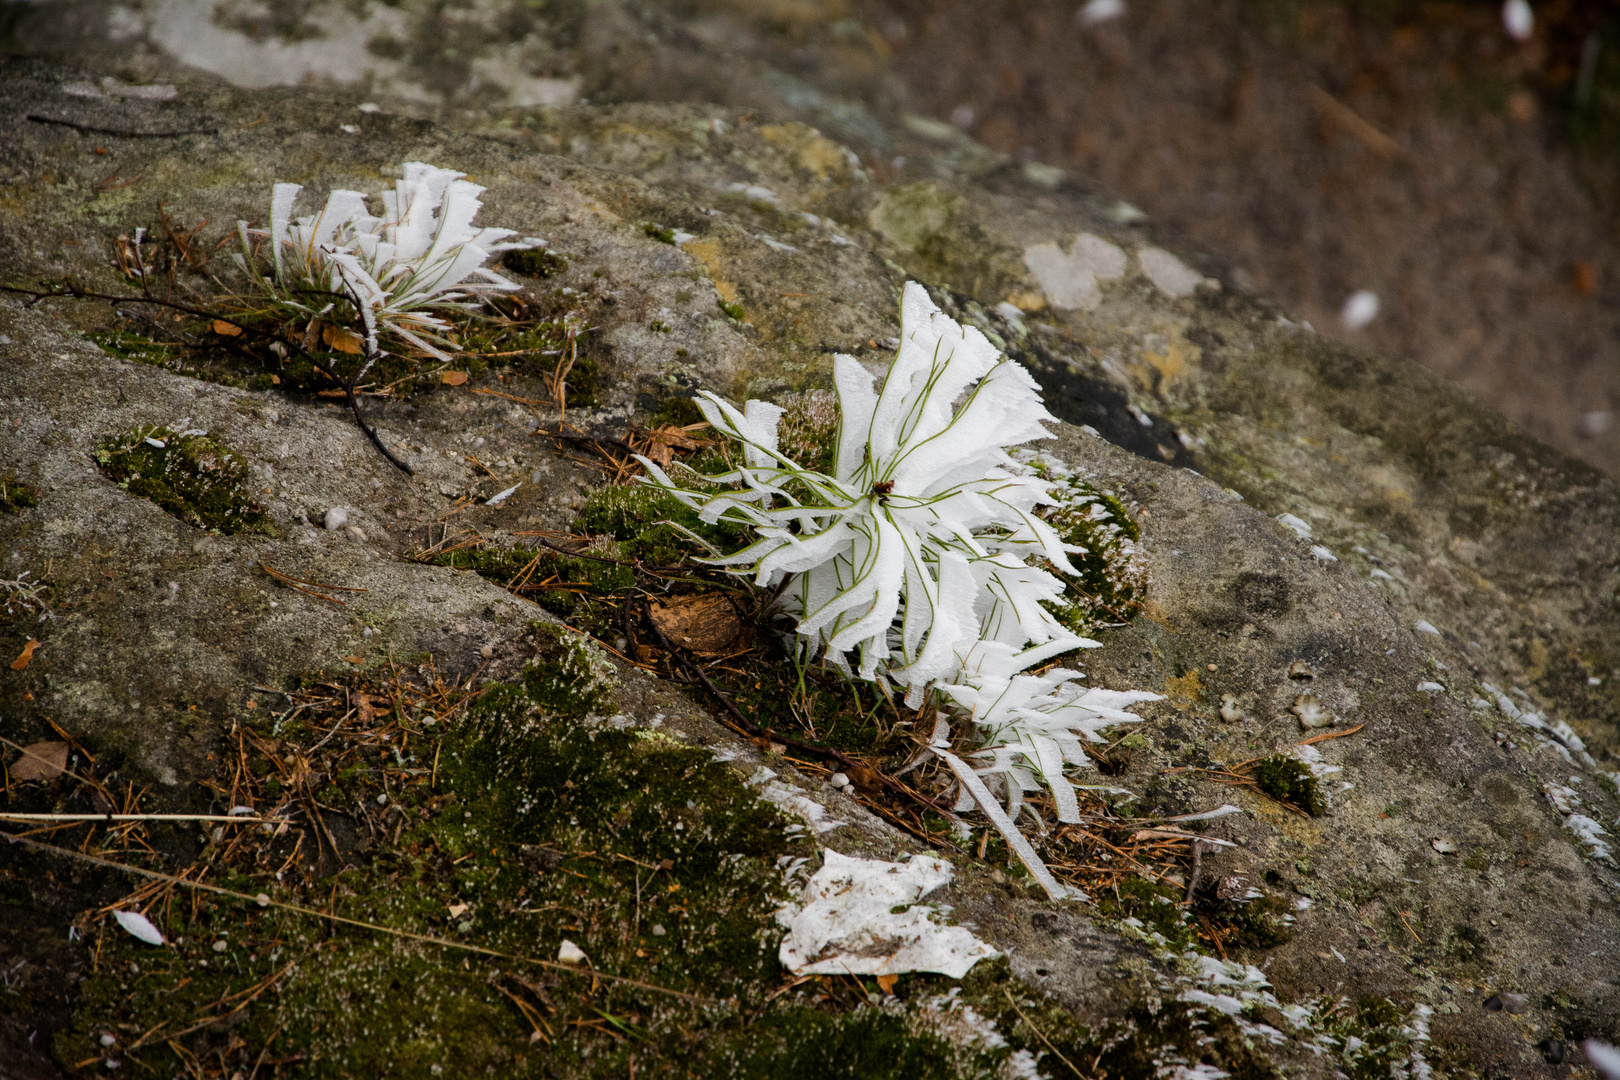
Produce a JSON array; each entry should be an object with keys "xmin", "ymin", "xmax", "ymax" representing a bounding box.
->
[{"xmin": 94, "ymin": 424, "xmax": 273, "ymax": 535}]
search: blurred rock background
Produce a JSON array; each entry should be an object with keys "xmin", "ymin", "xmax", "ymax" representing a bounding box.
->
[{"xmin": 6, "ymin": 0, "xmax": 1619, "ymax": 475}]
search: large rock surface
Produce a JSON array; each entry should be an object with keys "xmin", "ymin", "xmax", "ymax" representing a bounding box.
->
[{"xmin": 0, "ymin": 54, "xmax": 1616, "ymax": 1079}]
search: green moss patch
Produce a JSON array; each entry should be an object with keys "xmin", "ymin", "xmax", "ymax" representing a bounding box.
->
[
  {"xmin": 502, "ymin": 248, "xmax": 570, "ymax": 278},
  {"xmin": 0, "ymin": 475, "xmax": 39, "ymax": 514},
  {"xmin": 95, "ymin": 425, "xmax": 273, "ymax": 535},
  {"xmin": 1250, "ymin": 755, "xmax": 1326, "ymax": 816}
]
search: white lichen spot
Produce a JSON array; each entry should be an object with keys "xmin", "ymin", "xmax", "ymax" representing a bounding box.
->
[
  {"xmin": 1136, "ymin": 247, "xmax": 1204, "ymax": 298},
  {"xmin": 1021, "ymin": 234, "xmax": 1126, "ymax": 311}
]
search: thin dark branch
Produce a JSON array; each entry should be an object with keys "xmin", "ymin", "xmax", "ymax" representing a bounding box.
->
[
  {"xmin": 26, "ymin": 114, "xmax": 220, "ymax": 138},
  {"xmin": 4, "ymin": 280, "xmax": 413, "ymax": 475}
]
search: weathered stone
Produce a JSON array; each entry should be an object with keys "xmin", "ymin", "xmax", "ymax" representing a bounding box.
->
[{"xmin": 0, "ymin": 52, "xmax": 1615, "ymax": 1078}]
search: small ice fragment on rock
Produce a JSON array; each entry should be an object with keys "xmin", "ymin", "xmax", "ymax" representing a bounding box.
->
[
  {"xmin": 1431, "ymin": 837, "xmax": 1458, "ymax": 854},
  {"xmin": 1370, "ymin": 568, "xmax": 1394, "ymax": 581},
  {"xmin": 1310, "ymin": 544, "xmax": 1337, "ymax": 562},
  {"xmin": 1417, "ymin": 681, "xmax": 1445, "ymax": 693},
  {"xmin": 358, "ymin": 102, "xmax": 381, "ymax": 113},
  {"xmin": 1584, "ymin": 1040, "xmax": 1620, "ymax": 1080},
  {"xmin": 486, "ymin": 482, "xmax": 521, "ymax": 507},
  {"xmin": 1276, "ymin": 513, "xmax": 1312, "ymax": 540},
  {"xmin": 777, "ymin": 849, "xmax": 999, "ymax": 978},
  {"xmin": 557, "ymin": 939, "xmax": 587, "ymax": 966},
  {"xmin": 1415, "ymin": 619, "xmax": 1441, "ymax": 635},
  {"xmin": 324, "ymin": 507, "xmax": 348, "ymax": 530},
  {"xmin": 1502, "ymin": 0, "xmax": 1533, "ymax": 42},
  {"xmin": 113, "ymin": 910, "xmax": 165, "ymax": 946},
  {"xmin": 144, "ymin": 437, "xmax": 167, "ymax": 449},
  {"xmin": 1077, "ymin": 0, "xmax": 1125, "ymax": 25},
  {"xmin": 1341, "ymin": 290, "xmax": 1379, "ymax": 330}
]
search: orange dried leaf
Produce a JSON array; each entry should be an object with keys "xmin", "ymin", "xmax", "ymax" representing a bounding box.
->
[
  {"xmin": 10, "ymin": 638, "xmax": 39, "ymax": 670},
  {"xmin": 440, "ymin": 370, "xmax": 469, "ymax": 386},
  {"xmin": 875, "ymin": 973, "xmax": 898, "ymax": 994},
  {"xmin": 212, "ymin": 319, "xmax": 243, "ymax": 337},
  {"xmin": 322, "ymin": 324, "xmax": 365, "ymax": 354},
  {"xmin": 11, "ymin": 740, "xmax": 67, "ymax": 781}
]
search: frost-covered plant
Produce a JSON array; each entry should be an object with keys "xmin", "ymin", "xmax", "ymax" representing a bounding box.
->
[
  {"xmin": 639, "ymin": 282, "xmax": 1090, "ymax": 701},
  {"xmin": 640, "ymin": 282, "xmax": 1163, "ymax": 899},
  {"xmin": 236, "ymin": 162, "xmax": 543, "ymax": 358},
  {"xmin": 938, "ymin": 640, "xmax": 1161, "ymax": 825}
]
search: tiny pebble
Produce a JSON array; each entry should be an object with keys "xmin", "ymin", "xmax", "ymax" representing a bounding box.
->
[
  {"xmin": 1500, "ymin": 992, "xmax": 1530, "ymax": 1014},
  {"xmin": 212, "ymin": 940, "xmax": 228, "ymax": 953},
  {"xmin": 324, "ymin": 507, "xmax": 348, "ymax": 530},
  {"xmin": 255, "ymin": 893, "xmax": 270, "ymax": 907},
  {"xmin": 651, "ymin": 924, "xmax": 666, "ymax": 936},
  {"xmin": 829, "ymin": 772, "xmax": 850, "ymax": 789},
  {"xmin": 100, "ymin": 1033, "xmax": 117, "ymax": 1047}
]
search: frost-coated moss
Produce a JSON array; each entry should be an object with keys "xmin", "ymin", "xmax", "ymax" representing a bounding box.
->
[{"xmin": 94, "ymin": 424, "xmax": 273, "ymax": 535}]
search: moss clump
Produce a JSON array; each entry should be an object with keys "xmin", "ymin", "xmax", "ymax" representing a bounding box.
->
[
  {"xmin": 522, "ymin": 623, "xmax": 617, "ymax": 718},
  {"xmin": 571, "ymin": 482, "xmax": 750, "ymax": 565},
  {"xmin": 501, "ymin": 247, "xmax": 569, "ymax": 278},
  {"xmin": 720, "ymin": 300, "xmax": 746, "ymax": 322},
  {"xmin": 641, "ymin": 222, "xmax": 677, "ymax": 244},
  {"xmin": 1251, "ymin": 755, "xmax": 1326, "ymax": 816},
  {"xmin": 1302, "ymin": 996, "xmax": 1418, "ymax": 1080},
  {"xmin": 1095, "ymin": 874, "xmax": 1199, "ymax": 950},
  {"xmin": 652, "ymin": 394, "xmax": 707, "ymax": 429},
  {"xmin": 94, "ymin": 425, "xmax": 273, "ymax": 535},
  {"xmin": 1037, "ymin": 474, "xmax": 1148, "ymax": 635},
  {"xmin": 0, "ymin": 476, "xmax": 39, "ymax": 514}
]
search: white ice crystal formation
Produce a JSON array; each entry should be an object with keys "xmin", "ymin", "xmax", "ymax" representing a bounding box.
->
[
  {"xmin": 641, "ymin": 283, "xmax": 1163, "ymax": 898},
  {"xmin": 776, "ymin": 849, "xmax": 999, "ymax": 977},
  {"xmin": 640, "ymin": 282, "xmax": 1090, "ymax": 700},
  {"xmin": 239, "ymin": 162, "xmax": 544, "ymax": 358}
]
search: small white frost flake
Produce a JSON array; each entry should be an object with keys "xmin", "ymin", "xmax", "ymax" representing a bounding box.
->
[
  {"xmin": 1502, "ymin": 0, "xmax": 1534, "ymax": 42},
  {"xmin": 339, "ymin": 123, "xmax": 360, "ymax": 134},
  {"xmin": 672, "ymin": 230, "xmax": 695, "ymax": 246},
  {"xmin": 1340, "ymin": 290, "xmax": 1380, "ymax": 330},
  {"xmin": 761, "ymin": 781, "xmax": 844, "ymax": 834},
  {"xmin": 1414, "ymin": 619, "xmax": 1441, "ymax": 635},
  {"xmin": 757, "ymin": 234, "xmax": 799, "ymax": 254},
  {"xmin": 485, "ymin": 482, "xmax": 521, "ymax": 507},
  {"xmin": 1370, "ymin": 568, "xmax": 1394, "ymax": 581},
  {"xmin": 144, "ymin": 437, "xmax": 167, "ymax": 449},
  {"xmin": 358, "ymin": 102, "xmax": 382, "ymax": 113},
  {"xmin": 777, "ymin": 849, "xmax": 999, "ymax": 977},
  {"xmin": 556, "ymin": 939, "xmax": 588, "ymax": 966},
  {"xmin": 1136, "ymin": 247, "xmax": 1203, "ymax": 298},
  {"xmin": 1585, "ymin": 1040, "xmax": 1620, "ymax": 1080},
  {"xmin": 1077, "ymin": 0, "xmax": 1126, "ymax": 25},
  {"xmin": 1275, "ymin": 513, "xmax": 1312, "ymax": 540},
  {"xmin": 726, "ymin": 182, "xmax": 781, "ymax": 205},
  {"xmin": 994, "ymin": 301, "xmax": 1026, "ymax": 322},
  {"xmin": 1565, "ymin": 814, "xmax": 1612, "ymax": 860},
  {"xmin": 113, "ymin": 910, "xmax": 166, "ymax": 946},
  {"xmin": 1430, "ymin": 837, "xmax": 1458, "ymax": 854},
  {"xmin": 1309, "ymin": 544, "xmax": 1337, "ymax": 562},
  {"xmin": 1163, "ymin": 1066, "xmax": 1229, "ymax": 1080},
  {"xmin": 1417, "ymin": 681, "xmax": 1446, "ymax": 693}
]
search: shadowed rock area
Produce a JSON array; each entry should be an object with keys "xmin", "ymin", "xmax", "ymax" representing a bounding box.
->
[{"xmin": 0, "ymin": 50, "xmax": 1616, "ymax": 1080}]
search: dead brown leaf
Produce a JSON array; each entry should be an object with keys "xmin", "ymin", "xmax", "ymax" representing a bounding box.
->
[
  {"xmin": 212, "ymin": 319, "xmax": 243, "ymax": 337},
  {"xmin": 648, "ymin": 594, "xmax": 744, "ymax": 656},
  {"xmin": 440, "ymin": 370, "xmax": 469, "ymax": 386},
  {"xmin": 10, "ymin": 740, "xmax": 68, "ymax": 781},
  {"xmin": 322, "ymin": 324, "xmax": 366, "ymax": 354},
  {"xmin": 357, "ymin": 693, "xmax": 376, "ymax": 725},
  {"xmin": 875, "ymin": 973, "xmax": 898, "ymax": 994},
  {"xmin": 10, "ymin": 638, "xmax": 40, "ymax": 670},
  {"xmin": 632, "ymin": 423, "xmax": 711, "ymax": 470}
]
